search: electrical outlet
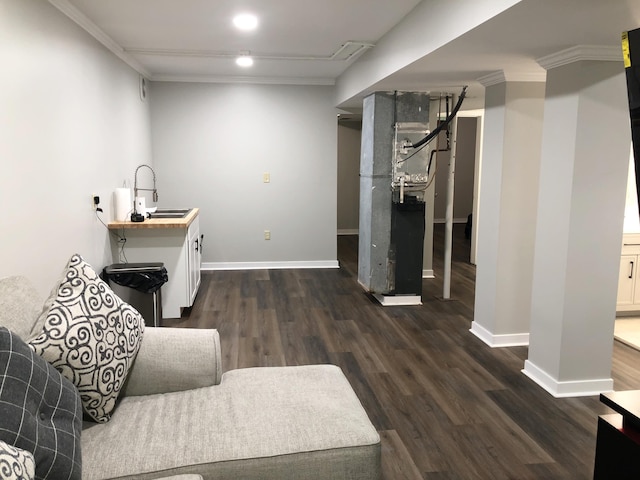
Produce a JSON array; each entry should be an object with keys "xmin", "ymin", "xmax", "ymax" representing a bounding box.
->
[
  {"xmin": 264, "ymin": 230, "xmax": 271, "ymax": 240},
  {"xmin": 92, "ymin": 194, "xmax": 102, "ymax": 213},
  {"xmin": 263, "ymin": 172, "xmax": 270, "ymax": 183}
]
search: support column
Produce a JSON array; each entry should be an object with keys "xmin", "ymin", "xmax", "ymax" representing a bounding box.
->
[
  {"xmin": 523, "ymin": 50, "xmax": 630, "ymax": 397},
  {"xmin": 358, "ymin": 91, "xmax": 430, "ymax": 299},
  {"xmin": 471, "ymin": 75, "xmax": 546, "ymax": 346}
]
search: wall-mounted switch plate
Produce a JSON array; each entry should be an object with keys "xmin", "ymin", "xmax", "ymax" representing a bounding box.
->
[
  {"xmin": 264, "ymin": 230, "xmax": 271, "ymax": 240},
  {"xmin": 263, "ymin": 172, "xmax": 270, "ymax": 183}
]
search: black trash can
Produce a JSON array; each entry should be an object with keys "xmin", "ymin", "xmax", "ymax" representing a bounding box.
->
[{"xmin": 103, "ymin": 263, "xmax": 168, "ymax": 327}]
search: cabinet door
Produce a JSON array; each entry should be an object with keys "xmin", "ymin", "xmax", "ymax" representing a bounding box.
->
[
  {"xmin": 187, "ymin": 219, "xmax": 201, "ymax": 305},
  {"xmin": 618, "ymin": 255, "xmax": 637, "ymax": 306},
  {"xmin": 633, "ymin": 257, "xmax": 640, "ymax": 306}
]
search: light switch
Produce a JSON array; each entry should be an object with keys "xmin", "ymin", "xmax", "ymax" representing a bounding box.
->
[
  {"xmin": 263, "ymin": 172, "xmax": 270, "ymax": 183},
  {"xmin": 264, "ymin": 230, "xmax": 271, "ymax": 240}
]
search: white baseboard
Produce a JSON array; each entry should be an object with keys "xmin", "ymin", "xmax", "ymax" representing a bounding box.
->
[
  {"xmin": 202, "ymin": 260, "xmax": 339, "ymax": 271},
  {"xmin": 373, "ymin": 294, "xmax": 422, "ymax": 306},
  {"xmin": 522, "ymin": 360, "xmax": 614, "ymax": 398},
  {"xmin": 340, "ymin": 222, "xmax": 469, "ymax": 231},
  {"xmin": 422, "ymin": 269, "xmax": 435, "ymax": 279},
  {"xmin": 469, "ymin": 321, "xmax": 530, "ymax": 347},
  {"xmin": 339, "ymin": 223, "xmax": 468, "ymax": 233},
  {"xmin": 433, "ymin": 218, "xmax": 470, "ymax": 224}
]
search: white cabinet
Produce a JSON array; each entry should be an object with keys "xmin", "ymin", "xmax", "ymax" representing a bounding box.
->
[
  {"xmin": 617, "ymin": 255, "xmax": 638, "ymax": 307},
  {"xmin": 108, "ymin": 210, "xmax": 201, "ymax": 319},
  {"xmin": 617, "ymin": 235, "xmax": 640, "ymax": 314},
  {"xmin": 187, "ymin": 216, "xmax": 202, "ymax": 305}
]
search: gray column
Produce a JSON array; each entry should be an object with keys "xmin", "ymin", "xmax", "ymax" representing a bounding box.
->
[
  {"xmin": 523, "ymin": 53, "xmax": 630, "ymax": 397},
  {"xmin": 358, "ymin": 92, "xmax": 429, "ymax": 295},
  {"xmin": 358, "ymin": 93, "xmax": 395, "ymax": 293}
]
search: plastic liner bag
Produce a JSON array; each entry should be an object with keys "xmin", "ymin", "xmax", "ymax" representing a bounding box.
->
[{"xmin": 102, "ymin": 263, "xmax": 168, "ymax": 294}]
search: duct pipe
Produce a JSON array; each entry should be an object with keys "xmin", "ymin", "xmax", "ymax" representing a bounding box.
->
[{"xmin": 443, "ymin": 100, "xmax": 459, "ymax": 300}]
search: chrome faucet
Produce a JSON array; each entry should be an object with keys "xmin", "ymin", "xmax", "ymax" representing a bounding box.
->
[{"xmin": 134, "ymin": 164, "xmax": 158, "ymax": 203}]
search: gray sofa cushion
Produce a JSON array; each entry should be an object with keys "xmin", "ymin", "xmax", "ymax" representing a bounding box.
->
[
  {"xmin": 29, "ymin": 254, "xmax": 145, "ymax": 423},
  {"xmin": 0, "ymin": 276, "xmax": 42, "ymax": 341},
  {"xmin": 122, "ymin": 328, "xmax": 222, "ymax": 397},
  {"xmin": 0, "ymin": 439, "xmax": 36, "ymax": 480},
  {"xmin": 156, "ymin": 477, "xmax": 203, "ymax": 480},
  {"xmin": 81, "ymin": 365, "xmax": 380, "ymax": 480},
  {"xmin": 0, "ymin": 327, "xmax": 82, "ymax": 480}
]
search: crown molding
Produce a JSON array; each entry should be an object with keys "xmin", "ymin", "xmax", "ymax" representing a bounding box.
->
[
  {"xmin": 48, "ymin": 0, "xmax": 151, "ymax": 78},
  {"xmin": 537, "ymin": 45, "xmax": 622, "ymax": 70},
  {"xmin": 151, "ymin": 74, "xmax": 336, "ymax": 86},
  {"xmin": 476, "ymin": 71, "xmax": 507, "ymax": 87},
  {"xmin": 476, "ymin": 70, "xmax": 546, "ymax": 87},
  {"xmin": 125, "ymin": 43, "xmax": 374, "ymax": 63}
]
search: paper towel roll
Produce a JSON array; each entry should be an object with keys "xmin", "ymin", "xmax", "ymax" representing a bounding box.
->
[{"xmin": 114, "ymin": 188, "xmax": 132, "ymax": 221}]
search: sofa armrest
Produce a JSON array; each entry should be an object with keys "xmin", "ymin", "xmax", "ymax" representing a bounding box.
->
[{"xmin": 121, "ymin": 327, "xmax": 222, "ymax": 397}]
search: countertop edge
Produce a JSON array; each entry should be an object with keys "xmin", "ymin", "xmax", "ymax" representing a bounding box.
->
[{"xmin": 108, "ymin": 208, "xmax": 199, "ymax": 230}]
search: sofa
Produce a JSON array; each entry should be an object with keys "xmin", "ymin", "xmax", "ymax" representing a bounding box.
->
[{"xmin": 0, "ymin": 257, "xmax": 381, "ymax": 480}]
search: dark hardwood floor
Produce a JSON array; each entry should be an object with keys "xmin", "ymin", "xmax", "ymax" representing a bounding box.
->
[{"xmin": 167, "ymin": 224, "xmax": 640, "ymax": 479}]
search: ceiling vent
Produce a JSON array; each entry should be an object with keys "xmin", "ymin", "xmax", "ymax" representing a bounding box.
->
[{"xmin": 331, "ymin": 41, "xmax": 374, "ymax": 61}]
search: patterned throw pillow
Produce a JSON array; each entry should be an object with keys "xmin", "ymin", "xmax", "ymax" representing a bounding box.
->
[
  {"xmin": 0, "ymin": 440, "xmax": 36, "ymax": 480},
  {"xmin": 29, "ymin": 254, "xmax": 144, "ymax": 423},
  {"xmin": 0, "ymin": 328, "xmax": 82, "ymax": 480}
]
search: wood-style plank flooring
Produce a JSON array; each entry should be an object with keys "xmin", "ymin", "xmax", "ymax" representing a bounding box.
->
[{"xmin": 166, "ymin": 224, "xmax": 640, "ymax": 479}]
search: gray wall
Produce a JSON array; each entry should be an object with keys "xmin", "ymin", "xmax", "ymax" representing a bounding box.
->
[
  {"xmin": 149, "ymin": 82, "xmax": 338, "ymax": 267},
  {"xmin": 0, "ymin": 0, "xmax": 152, "ymax": 295},
  {"xmin": 0, "ymin": 0, "xmax": 481, "ymax": 296},
  {"xmin": 337, "ymin": 121, "xmax": 362, "ymax": 233}
]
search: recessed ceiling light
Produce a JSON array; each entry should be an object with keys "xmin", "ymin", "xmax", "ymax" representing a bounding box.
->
[
  {"xmin": 236, "ymin": 55, "xmax": 254, "ymax": 67},
  {"xmin": 233, "ymin": 13, "xmax": 258, "ymax": 31}
]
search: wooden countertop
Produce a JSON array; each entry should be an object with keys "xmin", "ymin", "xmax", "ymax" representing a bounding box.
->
[
  {"xmin": 108, "ymin": 208, "xmax": 199, "ymax": 230},
  {"xmin": 623, "ymin": 233, "xmax": 640, "ymax": 246}
]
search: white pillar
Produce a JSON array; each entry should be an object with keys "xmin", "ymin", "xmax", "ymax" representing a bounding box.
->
[
  {"xmin": 422, "ymin": 100, "xmax": 440, "ymax": 279},
  {"xmin": 443, "ymin": 114, "xmax": 459, "ymax": 299},
  {"xmin": 422, "ymin": 180, "xmax": 436, "ymax": 279},
  {"xmin": 523, "ymin": 50, "xmax": 630, "ymax": 397},
  {"xmin": 471, "ymin": 75, "xmax": 546, "ymax": 346}
]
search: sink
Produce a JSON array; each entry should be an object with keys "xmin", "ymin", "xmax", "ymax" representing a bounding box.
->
[
  {"xmin": 148, "ymin": 213, "xmax": 186, "ymax": 218},
  {"xmin": 148, "ymin": 208, "xmax": 192, "ymax": 219}
]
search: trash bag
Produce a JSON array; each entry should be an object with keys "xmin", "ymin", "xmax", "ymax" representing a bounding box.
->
[{"xmin": 102, "ymin": 263, "xmax": 168, "ymax": 294}]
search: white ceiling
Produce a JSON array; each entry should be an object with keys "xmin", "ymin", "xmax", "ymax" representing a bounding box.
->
[
  {"xmin": 55, "ymin": 0, "xmax": 423, "ymax": 83},
  {"xmin": 51, "ymin": 0, "xmax": 640, "ymax": 112},
  {"xmin": 368, "ymin": 0, "xmax": 640, "ymax": 109}
]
